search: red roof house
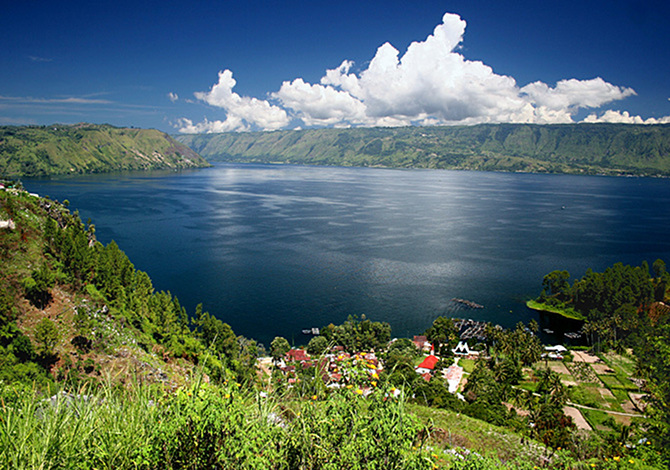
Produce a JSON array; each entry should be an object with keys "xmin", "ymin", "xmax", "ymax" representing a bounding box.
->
[
  {"xmin": 286, "ymin": 348, "xmax": 310, "ymax": 362},
  {"xmin": 415, "ymin": 355, "xmax": 439, "ymax": 375}
]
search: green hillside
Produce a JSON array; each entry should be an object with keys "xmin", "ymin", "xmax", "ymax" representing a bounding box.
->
[
  {"xmin": 176, "ymin": 123, "xmax": 670, "ymax": 176},
  {"xmin": 0, "ymin": 123, "xmax": 209, "ymax": 177}
]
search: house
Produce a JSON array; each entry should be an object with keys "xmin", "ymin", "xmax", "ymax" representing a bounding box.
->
[
  {"xmin": 415, "ymin": 355, "xmax": 439, "ymax": 375},
  {"xmin": 412, "ymin": 335, "xmax": 432, "ymax": 353},
  {"xmin": 286, "ymin": 348, "xmax": 310, "ymax": 363},
  {"xmin": 0, "ymin": 219, "xmax": 15, "ymax": 230},
  {"xmin": 443, "ymin": 364, "xmax": 464, "ymax": 393},
  {"xmin": 452, "ymin": 341, "xmax": 480, "ymax": 357},
  {"xmin": 543, "ymin": 345, "xmax": 567, "ymax": 360}
]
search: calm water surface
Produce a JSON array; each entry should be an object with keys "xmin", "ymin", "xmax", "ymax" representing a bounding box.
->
[{"xmin": 23, "ymin": 164, "xmax": 670, "ymax": 346}]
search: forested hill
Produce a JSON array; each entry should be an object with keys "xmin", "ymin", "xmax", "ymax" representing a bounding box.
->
[
  {"xmin": 176, "ymin": 123, "xmax": 670, "ymax": 176},
  {"xmin": 0, "ymin": 123, "xmax": 210, "ymax": 177}
]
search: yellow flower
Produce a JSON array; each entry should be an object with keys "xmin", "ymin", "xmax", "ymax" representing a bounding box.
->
[
  {"xmin": 613, "ymin": 456, "xmax": 620, "ymax": 461},
  {"xmin": 311, "ymin": 395, "xmax": 317, "ymax": 400},
  {"xmin": 371, "ymin": 372, "xmax": 379, "ymax": 379},
  {"xmin": 346, "ymin": 384, "xmax": 353, "ymax": 389},
  {"xmin": 590, "ymin": 464, "xmax": 595, "ymax": 468},
  {"xmin": 629, "ymin": 459, "xmax": 634, "ymax": 464},
  {"xmin": 355, "ymin": 389, "xmax": 363, "ymax": 395},
  {"xmin": 224, "ymin": 394, "xmax": 230, "ymax": 399},
  {"xmin": 371, "ymin": 381, "xmax": 377, "ymax": 387}
]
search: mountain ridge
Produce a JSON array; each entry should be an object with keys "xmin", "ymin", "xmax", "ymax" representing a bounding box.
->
[
  {"xmin": 0, "ymin": 123, "xmax": 210, "ymax": 177},
  {"xmin": 175, "ymin": 123, "xmax": 670, "ymax": 176}
]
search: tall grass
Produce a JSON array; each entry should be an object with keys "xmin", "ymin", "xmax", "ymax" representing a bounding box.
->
[
  {"xmin": 0, "ymin": 381, "xmax": 159, "ymax": 470},
  {"xmin": 0, "ymin": 372, "xmax": 433, "ymax": 470}
]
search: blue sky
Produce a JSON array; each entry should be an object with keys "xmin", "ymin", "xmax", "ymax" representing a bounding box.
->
[{"xmin": 1, "ymin": 0, "xmax": 668, "ymax": 132}]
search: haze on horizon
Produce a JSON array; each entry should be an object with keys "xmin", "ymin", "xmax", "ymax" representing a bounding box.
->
[{"xmin": 1, "ymin": 0, "xmax": 668, "ymax": 133}]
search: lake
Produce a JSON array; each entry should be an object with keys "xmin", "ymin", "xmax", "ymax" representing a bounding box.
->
[{"xmin": 22, "ymin": 164, "xmax": 670, "ymax": 347}]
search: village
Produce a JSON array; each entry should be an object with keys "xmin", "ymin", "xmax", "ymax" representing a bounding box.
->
[
  {"xmin": 261, "ymin": 317, "xmax": 647, "ymax": 434},
  {"xmin": 264, "ymin": 335, "xmax": 478, "ymax": 397}
]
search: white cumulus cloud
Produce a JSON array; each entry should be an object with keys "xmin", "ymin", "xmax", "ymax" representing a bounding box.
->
[
  {"xmin": 180, "ymin": 70, "xmax": 290, "ymax": 133},
  {"xmin": 520, "ymin": 78, "xmax": 635, "ymax": 111},
  {"xmin": 179, "ymin": 12, "xmax": 643, "ymax": 133},
  {"xmin": 168, "ymin": 92, "xmax": 179, "ymax": 102},
  {"xmin": 583, "ymin": 110, "xmax": 670, "ymax": 124}
]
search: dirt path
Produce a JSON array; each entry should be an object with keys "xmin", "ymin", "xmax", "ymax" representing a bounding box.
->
[{"xmin": 566, "ymin": 401, "xmax": 645, "ymax": 418}]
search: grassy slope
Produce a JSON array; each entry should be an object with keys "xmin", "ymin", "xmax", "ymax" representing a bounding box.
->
[
  {"xmin": 0, "ymin": 123, "xmax": 210, "ymax": 177},
  {"xmin": 408, "ymin": 403, "xmax": 549, "ymax": 464},
  {"xmin": 176, "ymin": 123, "xmax": 670, "ymax": 176}
]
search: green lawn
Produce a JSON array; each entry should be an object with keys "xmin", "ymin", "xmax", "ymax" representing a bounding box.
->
[
  {"xmin": 458, "ymin": 358, "xmax": 476, "ymax": 373},
  {"xmin": 580, "ymin": 408, "xmax": 617, "ymax": 431}
]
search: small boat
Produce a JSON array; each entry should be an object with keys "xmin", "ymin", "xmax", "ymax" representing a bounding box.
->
[
  {"xmin": 543, "ymin": 328, "xmax": 554, "ymax": 334},
  {"xmin": 302, "ymin": 327, "xmax": 320, "ymax": 335}
]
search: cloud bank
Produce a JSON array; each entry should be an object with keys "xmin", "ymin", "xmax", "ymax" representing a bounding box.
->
[{"xmin": 179, "ymin": 12, "xmax": 648, "ymax": 133}]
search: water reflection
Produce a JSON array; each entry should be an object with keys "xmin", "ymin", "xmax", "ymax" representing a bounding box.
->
[{"xmin": 22, "ymin": 164, "xmax": 670, "ymax": 346}]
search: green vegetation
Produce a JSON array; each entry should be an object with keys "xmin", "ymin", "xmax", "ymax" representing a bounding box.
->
[
  {"xmin": 176, "ymin": 123, "xmax": 670, "ymax": 176},
  {"xmin": 530, "ymin": 261, "xmax": 670, "ymax": 464},
  {"xmin": 0, "ymin": 123, "xmax": 209, "ymax": 177},
  {"xmin": 319, "ymin": 315, "xmax": 391, "ymax": 353},
  {"xmin": 530, "ymin": 262, "xmax": 667, "ymax": 352},
  {"xmin": 0, "ymin": 376, "xmax": 433, "ymax": 470},
  {"xmin": 0, "ymin": 185, "xmax": 255, "ymax": 391}
]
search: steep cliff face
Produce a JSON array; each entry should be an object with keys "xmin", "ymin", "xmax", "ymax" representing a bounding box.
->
[{"xmin": 0, "ymin": 123, "xmax": 210, "ymax": 177}]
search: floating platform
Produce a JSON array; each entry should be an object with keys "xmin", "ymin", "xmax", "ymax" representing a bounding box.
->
[{"xmin": 451, "ymin": 298, "xmax": 484, "ymax": 309}]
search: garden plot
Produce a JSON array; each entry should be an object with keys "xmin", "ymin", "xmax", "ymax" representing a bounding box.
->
[
  {"xmin": 571, "ymin": 350, "xmax": 600, "ymax": 363},
  {"xmin": 566, "ymin": 361, "xmax": 600, "ymax": 384},
  {"xmin": 547, "ymin": 361, "xmax": 578, "ymax": 386},
  {"xmin": 590, "ymin": 363, "xmax": 615, "ymax": 375}
]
